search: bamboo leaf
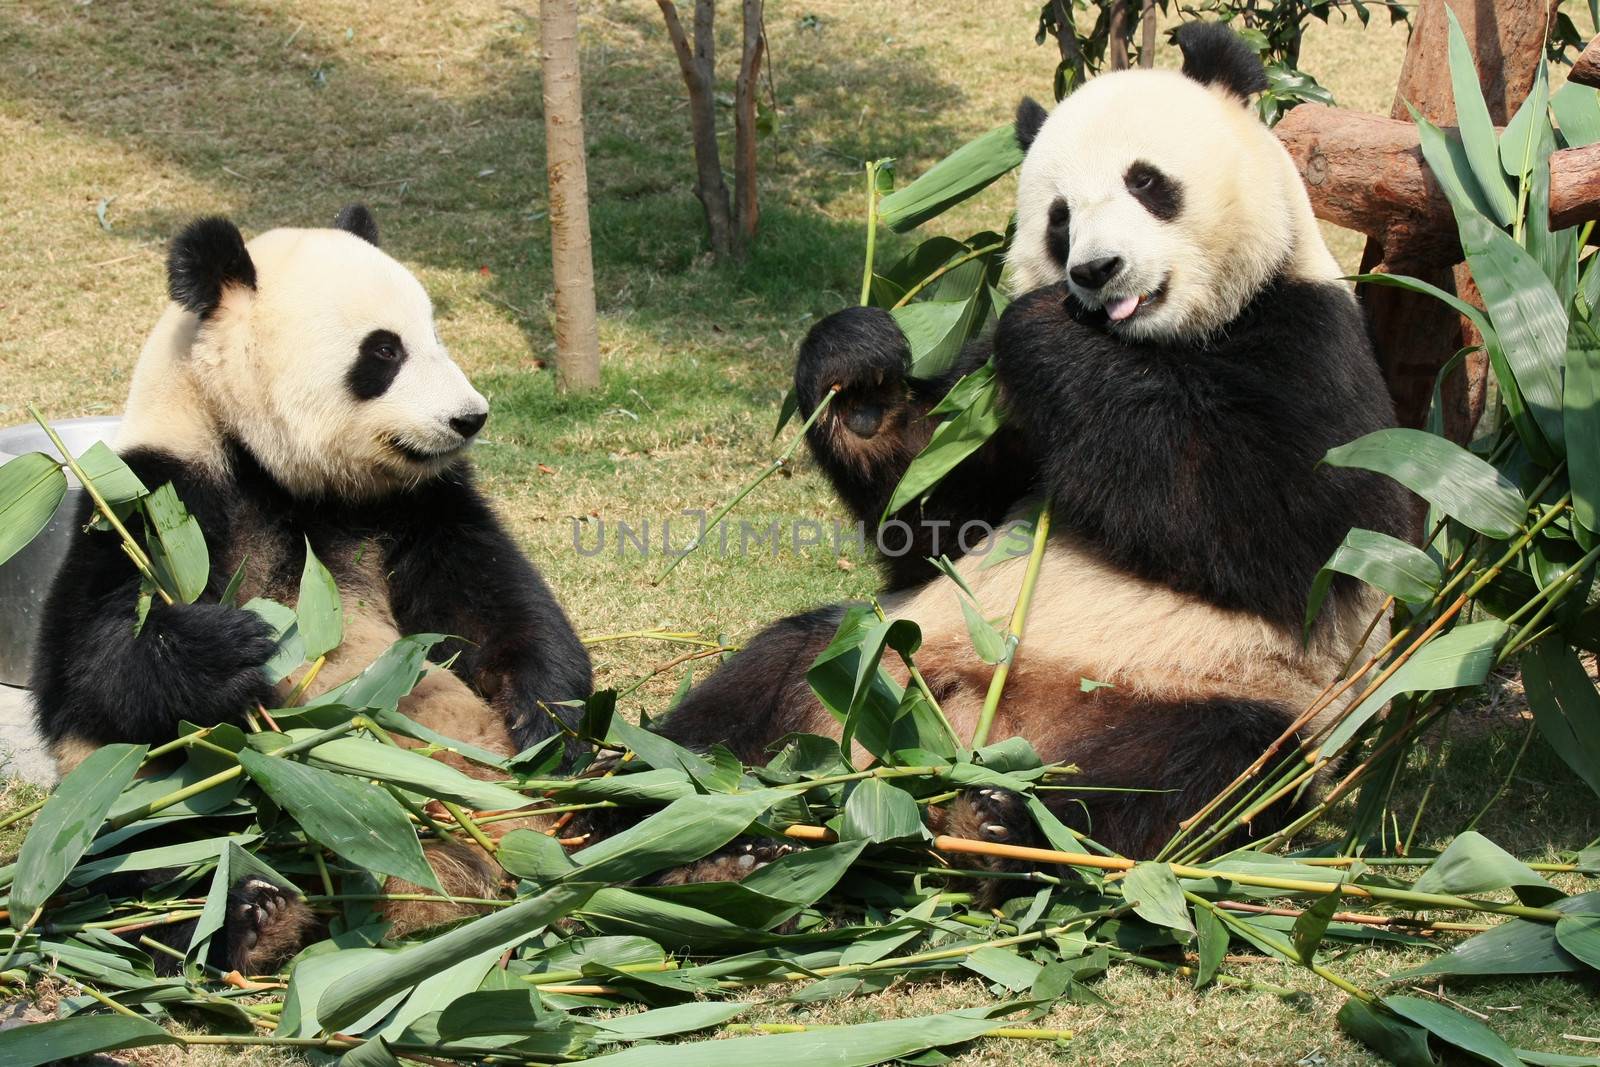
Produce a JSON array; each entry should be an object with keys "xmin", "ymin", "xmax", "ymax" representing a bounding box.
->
[
  {"xmin": 962, "ymin": 946, "xmax": 1041, "ymax": 992},
  {"xmin": 1552, "ymin": 82, "xmax": 1600, "ymax": 148},
  {"xmin": 0, "ymin": 452, "xmax": 66, "ymax": 568},
  {"xmin": 1408, "ymin": 103, "xmax": 1502, "ymax": 224},
  {"xmin": 1384, "ymin": 994, "xmax": 1523, "ymax": 1067},
  {"xmin": 891, "ymin": 297, "xmax": 975, "ymax": 381},
  {"xmin": 568, "ymin": 791, "xmax": 783, "ymax": 884},
  {"xmin": 1337, "ymin": 999, "xmax": 1435, "ymax": 1067},
  {"xmin": 11, "ymin": 743, "xmax": 146, "ymax": 920},
  {"xmin": 1401, "ymin": 890, "xmax": 1600, "ymax": 979},
  {"xmin": 297, "ymin": 538, "xmax": 343, "ymax": 660},
  {"xmin": 883, "ymin": 363, "xmax": 1003, "ymax": 519},
  {"xmin": 1555, "ymin": 914, "xmax": 1600, "ymax": 971},
  {"xmin": 304, "ymin": 634, "xmax": 446, "ymax": 713},
  {"xmin": 238, "ymin": 748, "xmax": 439, "ymax": 890},
  {"xmin": 878, "ymin": 124, "xmax": 1024, "ymax": 232},
  {"xmin": 1567, "ymin": 320, "xmax": 1600, "ymax": 536},
  {"xmin": 1121, "ymin": 862, "xmax": 1194, "ymax": 937},
  {"xmin": 244, "ymin": 596, "xmax": 304, "ymax": 684},
  {"xmin": 1521, "ymin": 639, "xmax": 1600, "ymax": 800},
  {"xmin": 317, "ymin": 882, "xmax": 598, "ymax": 1034},
  {"xmin": 140, "ymin": 481, "xmax": 209, "ymax": 603},
  {"xmin": 1290, "ymin": 886, "xmax": 1343, "ymax": 964},
  {"xmin": 337, "ymin": 1036, "xmax": 404, "ymax": 1067},
  {"xmin": 841, "ymin": 777, "xmax": 927, "ymax": 844},
  {"xmin": 1412, "ymin": 831, "xmax": 1560, "ymax": 904},
  {"xmin": 1320, "ymin": 620, "xmax": 1508, "ymax": 756},
  {"xmin": 593, "ymin": 1002, "xmax": 753, "ymax": 1042},
  {"xmin": 1194, "ymin": 904, "xmax": 1228, "ymax": 989},
  {"xmin": 1442, "ymin": 6, "xmax": 1517, "ymax": 225},
  {"xmin": 1304, "ymin": 528, "xmax": 1441, "ymax": 642},
  {"xmin": 1323, "ymin": 428, "xmax": 1525, "ymax": 538},
  {"xmin": 293, "ymin": 732, "xmax": 536, "ymax": 811},
  {"xmin": 75, "ymin": 441, "xmax": 147, "ymax": 526},
  {"xmin": 0, "ymin": 1016, "xmax": 180, "ymax": 1067}
]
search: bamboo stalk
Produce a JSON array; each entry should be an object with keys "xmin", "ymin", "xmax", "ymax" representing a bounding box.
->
[{"xmin": 971, "ymin": 503, "xmax": 1052, "ymax": 749}]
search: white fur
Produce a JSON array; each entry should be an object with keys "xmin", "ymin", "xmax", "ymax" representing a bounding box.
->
[
  {"xmin": 1006, "ymin": 69, "xmax": 1340, "ymax": 342},
  {"xmin": 119, "ymin": 226, "xmax": 487, "ymax": 499}
]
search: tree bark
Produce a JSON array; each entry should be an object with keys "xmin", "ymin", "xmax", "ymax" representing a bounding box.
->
[
  {"xmin": 1107, "ymin": 0, "xmax": 1132, "ymax": 71},
  {"xmin": 657, "ymin": 0, "xmax": 735, "ymax": 258},
  {"xmin": 1277, "ymin": 105, "xmax": 1600, "ymax": 265},
  {"xmin": 1138, "ymin": 0, "xmax": 1157, "ymax": 69},
  {"xmin": 1571, "ymin": 33, "xmax": 1600, "ymax": 88},
  {"xmin": 1051, "ymin": 0, "xmax": 1088, "ymax": 92},
  {"xmin": 540, "ymin": 0, "xmax": 601, "ymax": 391},
  {"xmin": 1354, "ymin": 0, "xmax": 1545, "ymax": 439},
  {"xmin": 733, "ymin": 0, "xmax": 765, "ymax": 251}
]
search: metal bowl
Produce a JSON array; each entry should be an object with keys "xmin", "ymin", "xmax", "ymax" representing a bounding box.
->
[{"xmin": 0, "ymin": 416, "xmax": 122, "ymax": 686}]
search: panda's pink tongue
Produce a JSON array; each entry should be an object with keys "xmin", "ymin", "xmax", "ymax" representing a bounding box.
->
[{"xmin": 1106, "ymin": 295, "xmax": 1140, "ymax": 322}]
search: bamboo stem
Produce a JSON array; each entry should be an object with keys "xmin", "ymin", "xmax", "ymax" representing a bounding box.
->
[{"xmin": 971, "ymin": 503, "xmax": 1052, "ymax": 749}]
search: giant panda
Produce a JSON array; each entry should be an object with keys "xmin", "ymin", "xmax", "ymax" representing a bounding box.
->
[
  {"xmin": 648, "ymin": 23, "xmax": 1411, "ymax": 864},
  {"xmin": 32, "ymin": 206, "xmax": 592, "ymax": 972}
]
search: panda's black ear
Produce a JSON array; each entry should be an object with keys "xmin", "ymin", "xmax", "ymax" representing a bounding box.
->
[
  {"xmin": 334, "ymin": 203, "xmax": 380, "ymax": 247},
  {"xmin": 167, "ymin": 217, "xmax": 256, "ymax": 318},
  {"xmin": 1015, "ymin": 97, "xmax": 1048, "ymax": 152},
  {"xmin": 1174, "ymin": 22, "xmax": 1267, "ymax": 102}
]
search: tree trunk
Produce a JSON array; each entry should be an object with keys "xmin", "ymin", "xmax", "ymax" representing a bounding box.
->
[
  {"xmin": 1356, "ymin": 0, "xmax": 1546, "ymax": 439},
  {"xmin": 1107, "ymin": 0, "xmax": 1132, "ymax": 71},
  {"xmin": 1138, "ymin": 0, "xmax": 1157, "ymax": 69},
  {"xmin": 1051, "ymin": 0, "xmax": 1087, "ymax": 92},
  {"xmin": 540, "ymin": 0, "xmax": 601, "ymax": 391},
  {"xmin": 658, "ymin": 0, "xmax": 736, "ymax": 258},
  {"xmin": 733, "ymin": 0, "xmax": 765, "ymax": 253}
]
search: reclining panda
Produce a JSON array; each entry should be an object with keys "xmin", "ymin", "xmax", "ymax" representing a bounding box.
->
[
  {"xmin": 33, "ymin": 206, "xmax": 592, "ymax": 971},
  {"xmin": 653, "ymin": 23, "xmax": 1410, "ymax": 858}
]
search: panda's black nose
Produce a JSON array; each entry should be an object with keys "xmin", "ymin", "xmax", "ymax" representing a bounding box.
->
[
  {"xmin": 450, "ymin": 410, "xmax": 488, "ymax": 439},
  {"xmin": 1069, "ymin": 255, "xmax": 1123, "ymax": 291}
]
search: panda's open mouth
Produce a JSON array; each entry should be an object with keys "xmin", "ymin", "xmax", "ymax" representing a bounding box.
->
[{"xmin": 1103, "ymin": 280, "xmax": 1167, "ymax": 325}]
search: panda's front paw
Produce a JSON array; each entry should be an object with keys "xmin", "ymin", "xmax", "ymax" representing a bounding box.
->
[
  {"xmin": 218, "ymin": 878, "xmax": 315, "ymax": 976},
  {"xmin": 139, "ymin": 601, "xmax": 280, "ymax": 725},
  {"xmin": 795, "ymin": 306, "xmax": 910, "ymax": 440},
  {"xmin": 650, "ymin": 838, "xmax": 801, "ymax": 886}
]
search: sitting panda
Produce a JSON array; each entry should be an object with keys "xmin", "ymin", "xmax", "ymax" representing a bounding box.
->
[
  {"xmin": 652, "ymin": 23, "xmax": 1410, "ymax": 862},
  {"xmin": 32, "ymin": 206, "xmax": 592, "ymax": 972}
]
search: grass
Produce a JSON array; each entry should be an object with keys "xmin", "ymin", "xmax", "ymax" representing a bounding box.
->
[{"xmin": 1, "ymin": 1, "xmax": 1597, "ymax": 1063}]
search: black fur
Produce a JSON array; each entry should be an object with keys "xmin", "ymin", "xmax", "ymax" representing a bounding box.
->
[
  {"xmin": 1124, "ymin": 161, "xmax": 1182, "ymax": 221},
  {"xmin": 1174, "ymin": 21, "xmax": 1268, "ymax": 100},
  {"xmin": 33, "ymin": 441, "xmax": 592, "ymax": 757},
  {"xmin": 167, "ymin": 217, "xmax": 256, "ymax": 318},
  {"xmin": 347, "ymin": 329, "xmax": 407, "ymax": 400},
  {"xmin": 994, "ymin": 279, "xmax": 1409, "ymax": 631},
  {"xmin": 793, "ymin": 307, "xmax": 1038, "ymax": 589},
  {"xmin": 1014, "ymin": 96, "xmax": 1048, "ymax": 151},
  {"xmin": 334, "ymin": 203, "xmax": 381, "ymax": 246},
  {"xmin": 1045, "ymin": 197, "xmax": 1071, "ymax": 266}
]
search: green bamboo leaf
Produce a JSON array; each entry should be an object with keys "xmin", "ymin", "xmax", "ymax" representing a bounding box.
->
[
  {"xmin": 1401, "ymin": 890, "xmax": 1599, "ymax": 978},
  {"xmin": 436, "ymin": 988, "xmax": 548, "ymax": 1038},
  {"xmin": 1384, "ymin": 994, "xmax": 1523, "ymax": 1067},
  {"xmin": 1408, "ymin": 103, "xmax": 1502, "ymax": 223},
  {"xmin": 0, "ymin": 452, "xmax": 66, "ymax": 568},
  {"xmin": 1555, "ymin": 914, "xmax": 1600, "ymax": 970},
  {"xmin": 958, "ymin": 597, "xmax": 1010, "ymax": 665},
  {"xmin": 11, "ymin": 743, "xmax": 146, "ymax": 920},
  {"xmin": 1320, "ymin": 620, "xmax": 1508, "ymax": 756},
  {"xmin": 304, "ymin": 634, "xmax": 446, "ymax": 713},
  {"xmin": 238, "ymin": 748, "xmax": 439, "ymax": 891},
  {"xmin": 840, "ymin": 777, "xmax": 927, "ymax": 844},
  {"xmin": 1521, "ymin": 639, "xmax": 1600, "ymax": 800},
  {"xmin": 337, "ymin": 1036, "xmax": 404, "ymax": 1067},
  {"xmin": 878, "ymin": 124, "xmax": 1024, "ymax": 232},
  {"xmin": 962, "ymin": 946, "xmax": 1042, "ymax": 992},
  {"xmin": 243, "ymin": 596, "xmax": 304, "ymax": 684},
  {"xmin": 292, "ymin": 731, "xmax": 536, "ymax": 811},
  {"xmin": 1337, "ymin": 999, "xmax": 1435, "ymax": 1067},
  {"xmin": 1121, "ymin": 862, "xmax": 1194, "ymax": 937},
  {"xmin": 567, "ymin": 791, "xmax": 783, "ymax": 884},
  {"xmin": 1323, "ymin": 428, "xmax": 1525, "ymax": 538},
  {"xmin": 1290, "ymin": 886, "xmax": 1343, "ymax": 964},
  {"xmin": 1413, "ymin": 830, "xmax": 1560, "ymax": 904},
  {"xmin": 1552, "ymin": 82, "xmax": 1600, "ymax": 148},
  {"xmin": 772, "ymin": 386, "xmax": 800, "ymax": 440},
  {"xmin": 75, "ymin": 441, "xmax": 147, "ymax": 527},
  {"xmin": 316, "ymin": 882, "xmax": 597, "ymax": 1034},
  {"xmin": 297, "ymin": 538, "xmax": 343, "ymax": 660},
  {"xmin": 280, "ymin": 947, "xmax": 406, "ymax": 1038},
  {"xmin": 498, "ymin": 827, "xmax": 577, "ymax": 881},
  {"xmin": 883, "ymin": 363, "xmax": 1003, "ymax": 518},
  {"xmin": 1194, "ymin": 904, "xmax": 1228, "ymax": 989},
  {"xmin": 1458, "ymin": 209, "xmax": 1567, "ymax": 452},
  {"xmin": 1499, "ymin": 59, "xmax": 1549, "ymax": 177},
  {"xmin": 140, "ymin": 481, "xmax": 209, "ymax": 603},
  {"xmin": 1566, "ymin": 321, "xmax": 1600, "ymax": 536},
  {"xmin": 1442, "ymin": 6, "xmax": 1516, "ymax": 224},
  {"xmin": 1304, "ymin": 528, "xmax": 1441, "ymax": 642},
  {"xmin": 563, "ymin": 1006, "xmax": 1014, "ymax": 1066},
  {"xmin": 592, "ymin": 1002, "xmax": 753, "ymax": 1042},
  {"xmin": 739, "ymin": 840, "xmax": 868, "ymax": 906},
  {"xmin": 892, "ymin": 295, "xmax": 978, "ymax": 381},
  {"xmin": 0, "ymin": 1016, "xmax": 180, "ymax": 1067}
]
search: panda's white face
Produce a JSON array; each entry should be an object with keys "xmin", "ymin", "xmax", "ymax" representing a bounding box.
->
[
  {"xmin": 123, "ymin": 213, "xmax": 489, "ymax": 500},
  {"xmin": 1007, "ymin": 69, "xmax": 1336, "ymax": 343}
]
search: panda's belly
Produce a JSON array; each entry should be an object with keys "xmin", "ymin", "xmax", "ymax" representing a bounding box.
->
[{"xmin": 881, "ymin": 533, "xmax": 1386, "ymax": 738}]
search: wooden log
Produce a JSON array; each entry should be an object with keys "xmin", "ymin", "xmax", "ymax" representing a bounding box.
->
[
  {"xmin": 1571, "ymin": 33, "xmax": 1600, "ymax": 89},
  {"xmin": 1278, "ymin": 105, "xmax": 1600, "ymax": 268}
]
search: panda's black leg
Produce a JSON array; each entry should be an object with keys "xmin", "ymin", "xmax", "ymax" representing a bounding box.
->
[
  {"xmin": 212, "ymin": 878, "xmax": 316, "ymax": 976},
  {"xmin": 930, "ymin": 788, "xmax": 1043, "ymax": 908}
]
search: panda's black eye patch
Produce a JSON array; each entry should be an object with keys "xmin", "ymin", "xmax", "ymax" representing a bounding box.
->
[
  {"xmin": 348, "ymin": 329, "xmax": 407, "ymax": 401},
  {"xmin": 1124, "ymin": 161, "xmax": 1182, "ymax": 221},
  {"xmin": 1045, "ymin": 195, "xmax": 1071, "ymax": 267}
]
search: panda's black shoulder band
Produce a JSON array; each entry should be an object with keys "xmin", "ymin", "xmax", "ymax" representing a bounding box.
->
[
  {"xmin": 167, "ymin": 217, "xmax": 256, "ymax": 319},
  {"xmin": 1174, "ymin": 22, "xmax": 1268, "ymax": 101},
  {"xmin": 1015, "ymin": 97, "xmax": 1048, "ymax": 151},
  {"xmin": 334, "ymin": 204, "xmax": 380, "ymax": 247}
]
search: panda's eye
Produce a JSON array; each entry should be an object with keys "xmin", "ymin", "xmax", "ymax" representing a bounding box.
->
[
  {"xmin": 374, "ymin": 341, "xmax": 400, "ymax": 361},
  {"xmin": 1123, "ymin": 161, "xmax": 1182, "ymax": 222},
  {"xmin": 349, "ymin": 329, "xmax": 408, "ymax": 400},
  {"xmin": 1129, "ymin": 170, "xmax": 1154, "ymax": 191}
]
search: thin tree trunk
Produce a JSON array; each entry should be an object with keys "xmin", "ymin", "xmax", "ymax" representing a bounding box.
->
[
  {"xmin": 540, "ymin": 0, "xmax": 601, "ymax": 390},
  {"xmin": 1050, "ymin": 0, "xmax": 1087, "ymax": 92},
  {"xmin": 733, "ymin": 0, "xmax": 765, "ymax": 252},
  {"xmin": 1106, "ymin": 0, "xmax": 1132, "ymax": 70},
  {"xmin": 657, "ymin": 0, "xmax": 735, "ymax": 258},
  {"xmin": 1138, "ymin": 0, "xmax": 1157, "ymax": 69}
]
